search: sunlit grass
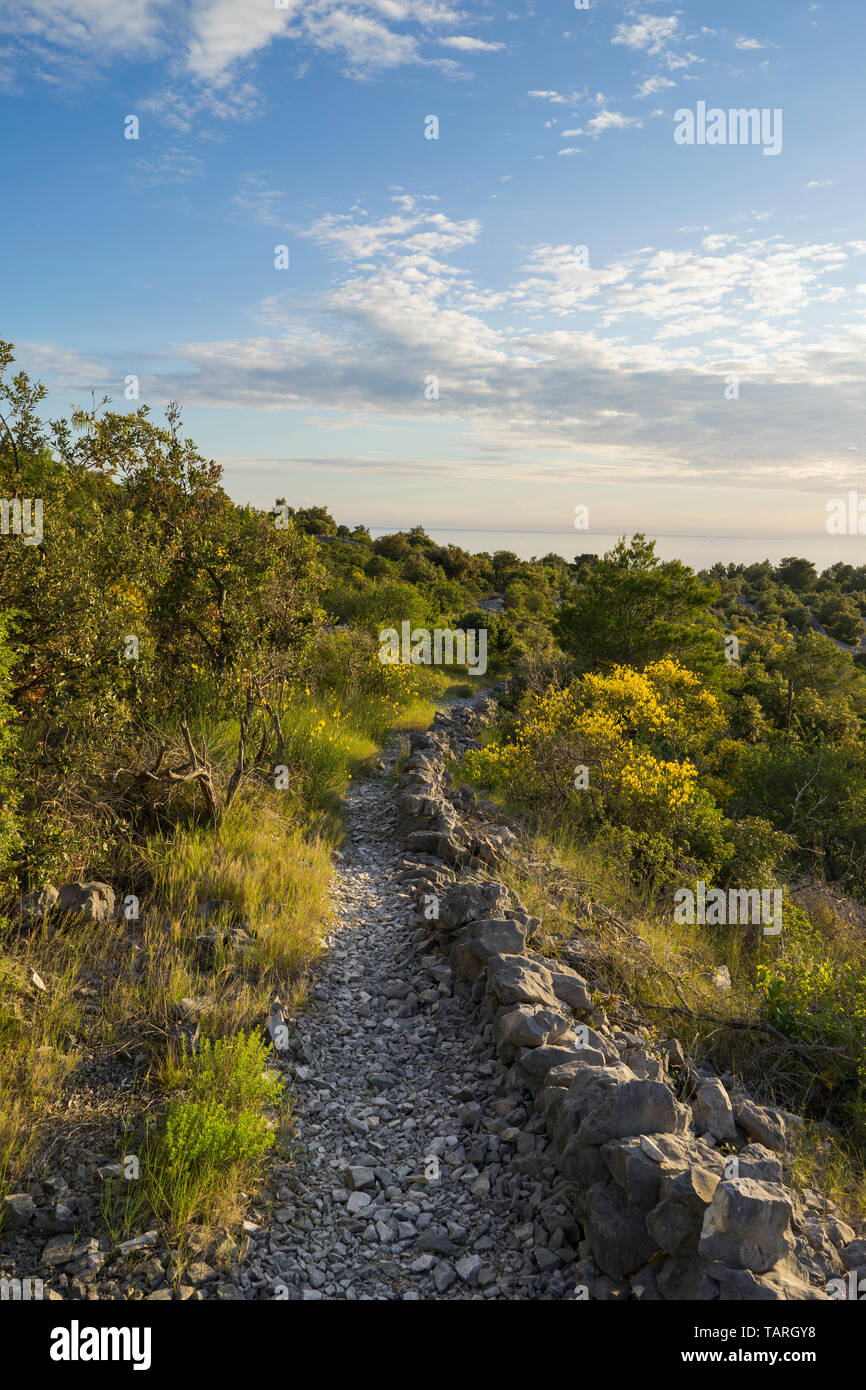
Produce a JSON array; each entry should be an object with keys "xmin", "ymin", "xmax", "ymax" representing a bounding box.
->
[
  {"xmin": 458, "ymin": 773, "xmax": 866, "ymax": 1224},
  {"xmin": 0, "ymin": 662, "xmax": 446, "ymax": 1235}
]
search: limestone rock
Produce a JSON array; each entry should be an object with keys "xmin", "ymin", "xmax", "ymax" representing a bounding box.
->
[
  {"xmin": 692, "ymin": 1078, "xmax": 738, "ymax": 1142},
  {"xmin": 18, "ymin": 885, "xmax": 58, "ymax": 926},
  {"xmin": 582, "ymin": 1180, "xmax": 659, "ymax": 1279},
  {"xmin": 576, "ymin": 1077, "xmax": 690, "ymax": 1146},
  {"xmin": 699, "ymin": 1178, "xmax": 792, "ymax": 1272},
  {"xmin": 56, "ymin": 882, "xmax": 115, "ymax": 923},
  {"xmin": 495, "ymin": 1003, "xmax": 572, "ymax": 1049},
  {"xmin": 486, "ymin": 954, "xmax": 558, "ymax": 1009},
  {"xmin": 734, "ymin": 1099, "xmax": 787, "ymax": 1153}
]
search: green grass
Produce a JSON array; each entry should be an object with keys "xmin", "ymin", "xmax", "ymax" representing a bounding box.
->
[
  {"xmin": 456, "ymin": 774, "xmax": 866, "ymax": 1225},
  {"xmin": 104, "ymin": 1034, "xmax": 285, "ymax": 1246},
  {"xmin": 0, "ymin": 664, "xmax": 449, "ymax": 1236}
]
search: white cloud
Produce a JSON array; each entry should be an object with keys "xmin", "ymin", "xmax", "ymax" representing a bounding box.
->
[
  {"xmin": 527, "ymin": 89, "xmax": 582, "ymax": 106},
  {"xmin": 0, "ymin": 0, "xmax": 168, "ymax": 58},
  {"xmin": 73, "ymin": 207, "xmax": 861, "ymax": 487},
  {"xmin": 0, "ymin": 0, "xmax": 477, "ymax": 91},
  {"xmin": 612, "ymin": 15, "xmax": 679, "ymax": 56},
  {"xmin": 635, "ymin": 75, "xmax": 675, "ymax": 98},
  {"xmin": 664, "ymin": 50, "xmax": 703, "ymax": 71},
  {"xmin": 129, "ymin": 146, "xmax": 206, "ymax": 185},
  {"xmin": 0, "ymin": 0, "xmax": 169, "ymax": 87},
  {"xmin": 232, "ymin": 172, "xmax": 288, "ymax": 227},
  {"xmin": 438, "ymin": 35, "xmax": 504, "ymax": 52},
  {"xmin": 585, "ymin": 107, "xmax": 643, "ymax": 136},
  {"xmin": 16, "ymin": 342, "xmax": 114, "ymax": 389}
]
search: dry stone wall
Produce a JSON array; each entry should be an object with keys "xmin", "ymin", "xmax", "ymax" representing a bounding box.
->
[{"xmin": 395, "ymin": 691, "xmax": 864, "ymax": 1301}]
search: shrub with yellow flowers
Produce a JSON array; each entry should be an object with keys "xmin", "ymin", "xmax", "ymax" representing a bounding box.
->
[{"xmin": 463, "ymin": 658, "xmax": 733, "ymax": 886}]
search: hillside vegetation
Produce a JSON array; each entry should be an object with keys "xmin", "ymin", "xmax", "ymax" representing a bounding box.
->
[{"xmin": 1, "ymin": 338, "xmax": 865, "ymax": 1244}]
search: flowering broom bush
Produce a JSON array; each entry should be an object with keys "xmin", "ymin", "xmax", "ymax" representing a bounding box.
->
[{"xmin": 463, "ymin": 658, "xmax": 731, "ymax": 886}]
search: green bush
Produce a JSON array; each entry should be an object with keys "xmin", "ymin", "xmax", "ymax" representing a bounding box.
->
[
  {"xmin": 177, "ymin": 1032, "xmax": 282, "ymax": 1114},
  {"xmin": 162, "ymin": 1099, "xmax": 274, "ymax": 1177}
]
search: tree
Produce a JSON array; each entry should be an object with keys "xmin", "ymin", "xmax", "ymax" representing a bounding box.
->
[
  {"xmin": 555, "ymin": 534, "xmax": 721, "ymax": 674},
  {"xmin": 816, "ymin": 594, "xmax": 864, "ymax": 646},
  {"xmin": 774, "ymin": 556, "xmax": 818, "ymax": 593}
]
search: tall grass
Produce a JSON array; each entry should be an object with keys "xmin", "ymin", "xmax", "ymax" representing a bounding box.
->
[
  {"xmin": 0, "ymin": 658, "xmax": 448, "ymax": 1234},
  {"xmin": 103, "ymin": 1034, "xmax": 285, "ymax": 1246},
  {"xmin": 458, "ymin": 780, "xmax": 866, "ymax": 1223}
]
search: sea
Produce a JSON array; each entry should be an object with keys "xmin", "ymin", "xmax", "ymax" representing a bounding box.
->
[{"xmin": 368, "ymin": 529, "xmax": 866, "ymax": 573}]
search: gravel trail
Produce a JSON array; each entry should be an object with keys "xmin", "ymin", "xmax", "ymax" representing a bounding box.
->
[{"xmin": 259, "ymin": 736, "xmax": 577, "ymax": 1301}]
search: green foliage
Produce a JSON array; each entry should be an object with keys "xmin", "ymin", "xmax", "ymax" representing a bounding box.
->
[
  {"xmin": 555, "ymin": 534, "xmax": 722, "ymax": 675},
  {"xmin": 755, "ymin": 904, "xmax": 866, "ymax": 1138},
  {"xmin": 0, "ymin": 343, "xmax": 323, "ymax": 888},
  {"xmin": 173, "ymin": 1032, "xmax": 282, "ymax": 1114},
  {"xmin": 0, "ymin": 614, "xmax": 21, "ymax": 880},
  {"xmin": 161, "ymin": 1100, "xmax": 274, "ymax": 1174}
]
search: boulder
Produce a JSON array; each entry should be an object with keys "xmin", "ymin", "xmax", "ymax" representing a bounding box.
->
[
  {"xmin": 570, "ymin": 1024, "xmax": 621, "ymax": 1065},
  {"xmin": 545, "ymin": 1054, "xmax": 606, "ymax": 1085},
  {"xmin": 566, "ymin": 1063, "xmax": 636, "ymax": 1117},
  {"xmin": 647, "ymin": 1166, "xmax": 721, "ymax": 1257},
  {"xmin": 486, "ymin": 955, "xmax": 558, "ymax": 1009},
  {"xmin": 576, "ymin": 1077, "xmax": 690, "ymax": 1146},
  {"xmin": 56, "ymin": 882, "xmax": 115, "ymax": 923},
  {"xmin": 625, "ymin": 1047, "xmax": 665, "ymax": 1082},
  {"xmin": 495, "ymin": 1003, "xmax": 572, "ymax": 1050},
  {"xmin": 560, "ymin": 1136, "xmax": 608, "ymax": 1187},
  {"xmin": 707, "ymin": 1257, "xmax": 827, "ymax": 1301},
  {"xmin": 472, "ymin": 827, "xmax": 517, "ymax": 867},
  {"xmin": 438, "ymin": 882, "xmax": 508, "ymax": 933},
  {"xmin": 840, "ymin": 1237, "xmax": 866, "ymax": 1271},
  {"xmin": 733, "ymin": 1143, "xmax": 783, "ymax": 1185},
  {"xmin": 3, "ymin": 1193, "xmax": 36, "ymax": 1227},
  {"xmin": 525, "ymin": 951, "xmax": 592, "ymax": 1011},
  {"xmin": 601, "ymin": 1136, "xmax": 671, "ymax": 1209},
  {"xmin": 699, "ymin": 1178, "xmax": 792, "ymax": 1272},
  {"xmin": 692, "ymin": 1078, "xmax": 738, "ymax": 1142},
  {"xmin": 734, "ymin": 1099, "xmax": 787, "ymax": 1152},
  {"xmin": 18, "ymin": 885, "xmax": 59, "ymax": 926},
  {"xmin": 647, "ymin": 1197, "xmax": 705, "ymax": 1258},
  {"xmin": 452, "ymin": 919, "xmax": 528, "ymax": 979},
  {"xmin": 516, "ymin": 1045, "xmax": 593, "ymax": 1086},
  {"xmin": 582, "ymin": 1180, "xmax": 659, "ymax": 1279},
  {"xmin": 548, "ymin": 967, "xmax": 592, "ymax": 1013}
]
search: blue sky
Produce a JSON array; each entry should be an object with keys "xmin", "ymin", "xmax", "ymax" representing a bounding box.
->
[{"xmin": 2, "ymin": 0, "xmax": 864, "ymax": 542}]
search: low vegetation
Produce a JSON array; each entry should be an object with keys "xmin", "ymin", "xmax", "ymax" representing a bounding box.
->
[{"xmin": 2, "ymin": 334, "xmax": 866, "ymax": 1241}]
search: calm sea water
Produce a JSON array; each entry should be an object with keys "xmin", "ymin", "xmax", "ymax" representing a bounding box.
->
[{"xmin": 369, "ymin": 528, "xmax": 866, "ymax": 572}]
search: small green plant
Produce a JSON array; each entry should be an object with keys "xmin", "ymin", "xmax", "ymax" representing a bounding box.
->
[
  {"xmin": 146, "ymin": 1099, "xmax": 275, "ymax": 1238},
  {"xmin": 162, "ymin": 1031, "xmax": 283, "ymax": 1114},
  {"xmin": 162, "ymin": 1099, "xmax": 274, "ymax": 1175}
]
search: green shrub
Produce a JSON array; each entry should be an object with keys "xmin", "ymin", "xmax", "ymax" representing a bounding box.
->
[
  {"xmin": 162, "ymin": 1099, "xmax": 274, "ymax": 1177},
  {"xmin": 174, "ymin": 1032, "xmax": 282, "ymax": 1114}
]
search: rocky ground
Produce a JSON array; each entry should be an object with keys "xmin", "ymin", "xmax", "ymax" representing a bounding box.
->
[
  {"xmin": 4, "ymin": 693, "xmax": 863, "ymax": 1302},
  {"xmin": 253, "ymin": 721, "xmax": 578, "ymax": 1301}
]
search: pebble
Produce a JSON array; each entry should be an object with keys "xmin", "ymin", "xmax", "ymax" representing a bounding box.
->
[{"xmin": 250, "ymin": 720, "xmax": 575, "ymax": 1300}]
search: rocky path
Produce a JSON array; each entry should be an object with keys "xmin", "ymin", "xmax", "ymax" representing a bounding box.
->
[{"xmin": 257, "ymin": 732, "xmax": 577, "ymax": 1301}]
